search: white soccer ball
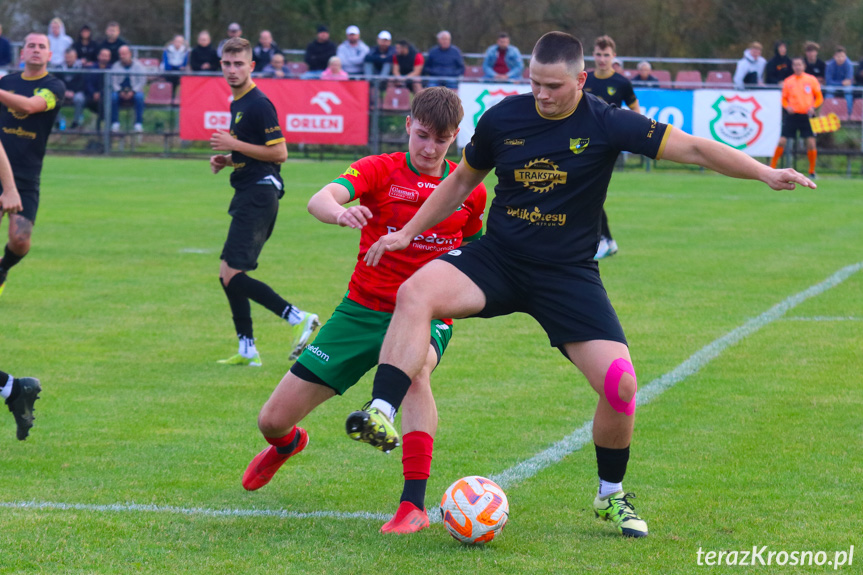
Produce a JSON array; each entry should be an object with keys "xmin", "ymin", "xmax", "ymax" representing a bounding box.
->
[{"xmin": 440, "ymin": 475, "xmax": 509, "ymax": 544}]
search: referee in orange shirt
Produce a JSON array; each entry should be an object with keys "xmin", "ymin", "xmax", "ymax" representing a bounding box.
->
[{"xmin": 770, "ymin": 57, "xmax": 823, "ymax": 177}]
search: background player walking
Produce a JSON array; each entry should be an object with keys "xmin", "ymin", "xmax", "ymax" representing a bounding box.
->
[
  {"xmin": 241, "ymin": 87, "xmax": 486, "ymax": 535},
  {"xmin": 0, "ymin": 33, "xmax": 65, "ymax": 297},
  {"xmin": 209, "ymin": 37, "xmax": 318, "ymax": 366},
  {"xmin": 583, "ymin": 35, "xmax": 640, "ymax": 260}
]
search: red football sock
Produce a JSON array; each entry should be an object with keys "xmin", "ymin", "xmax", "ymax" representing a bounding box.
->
[
  {"xmin": 402, "ymin": 431, "xmax": 434, "ymax": 480},
  {"xmin": 807, "ymin": 149, "xmax": 817, "ymax": 174},
  {"xmin": 770, "ymin": 146, "xmax": 784, "ymax": 169},
  {"xmin": 265, "ymin": 426, "xmax": 297, "ymax": 449}
]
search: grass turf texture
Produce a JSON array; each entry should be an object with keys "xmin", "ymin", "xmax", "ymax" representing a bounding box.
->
[{"xmin": 1, "ymin": 157, "xmax": 861, "ymax": 574}]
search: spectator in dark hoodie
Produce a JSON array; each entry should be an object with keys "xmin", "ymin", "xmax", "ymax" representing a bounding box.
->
[
  {"xmin": 303, "ymin": 25, "xmax": 337, "ymax": 78},
  {"xmin": 803, "ymin": 41, "xmax": 825, "ymax": 83},
  {"xmin": 73, "ymin": 25, "xmax": 98, "ymax": 65},
  {"xmin": 764, "ymin": 41, "xmax": 792, "ymax": 85}
]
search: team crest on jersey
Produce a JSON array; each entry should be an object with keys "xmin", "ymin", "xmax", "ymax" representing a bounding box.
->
[
  {"xmin": 570, "ymin": 138, "xmax": 590, "ymax": 155},
  {"xmin": 606, "ymin": 86, "xmax": 617, "ymax": 97},
  {"xmin": 514, "ymin": 158, "xmax": 567, "ymax": 194},
  {"xmin": 235, "ymin": 112, "xmax": 243, "ymax": 124}
]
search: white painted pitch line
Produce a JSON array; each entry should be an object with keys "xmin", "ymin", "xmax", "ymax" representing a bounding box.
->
[
  {"xmin": 784, "ymin": 316, "xmax": 860, "ymax": 321},
  {"xmin": 178, "ymin": 248, "xmax": 215, "ymax": 254},
  {"xmin": 490, "ymin": 261, "xmax": 863, "ymax": 491},
  {"xmin": 3, "ymin": 262, "xmax": 860, "ymax": 521}
]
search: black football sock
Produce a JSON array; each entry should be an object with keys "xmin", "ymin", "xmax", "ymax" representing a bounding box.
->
[
  {"xmin": 600, "ymin": 210, "xmax": 613, "ymax": 240},
  {"xmin": 1, "ymin": 244, "xmax": 25, "ymax": 271},
  {"xmin": 228, "ymin": 273, "xmax": 292, "ymax": 319},
  {"xmin": 400, "ymin": 479, "xmax": 427, "ymax": 509},
  {"xmin": 595, "ymin": 444, "xmax": 630, "ymax": 484},
  {"xmin": 371, "ymin": 364, "xmax": 413, "ymax": 411},
  {"xmin": 220, "ymin": 277, "xmax": 253, "ymax": 339}
]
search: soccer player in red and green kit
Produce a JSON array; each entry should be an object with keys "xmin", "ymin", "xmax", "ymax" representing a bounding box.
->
[{"xmin": 240, "ymin": 87, "xmax": 487, "ymax": 534}]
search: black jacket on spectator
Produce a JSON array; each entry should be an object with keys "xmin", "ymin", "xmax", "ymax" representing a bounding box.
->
[
  {"xmin": 0, "ymin": 36, "xmax": 11, "ymax": 67},
  {"xmin": 190, "ymin": 44, "xmax": 220, "ymax": 71},
  {"xmin": 394, "ymin": 44, "xmax": 420, "ymax": 76},
  {"xmin": 58, "ymin": 65, "xmax": 86, "ymax": 94},
  {"xmin": 304, "ymin": 39, "xmax": 337, "ymax": 72},
  {"xmin": 764, "ymin": 45, "xmax": 792, "ymax": 85},
  {"xmin": 253, "ymin": 43, "xmax": 280, "ymax": 70},
  {"xmin": 805, "ymin": 58, "xmax": 826, "ymax": 81},
  {"xmin": 98, "ymin": 37, "xmax": 128, "ymax": 65},
  {"xmin": 73, "ymin": 39, "xmax": 99, "ymax": 64}
]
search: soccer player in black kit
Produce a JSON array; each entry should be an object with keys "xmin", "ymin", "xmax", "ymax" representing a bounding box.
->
[
  {"xmin": 0, "ymin": 33, "xmax": 65, "ymax": 297},
  {"xmin": 210, "ymin": 37, "xmax": 319, "ymax": 367},
  {"xmin": 583, "ymin": 35, "xmax": 640, "ymax": 260},
  {"xmin": 347, "ymin": 31, "xmax": 815, "ymax": 539}
]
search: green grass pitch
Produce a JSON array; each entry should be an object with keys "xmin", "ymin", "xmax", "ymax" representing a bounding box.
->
[{"xmin": 0, "ymin": 156, "xmax": 861, "ymax": 573}]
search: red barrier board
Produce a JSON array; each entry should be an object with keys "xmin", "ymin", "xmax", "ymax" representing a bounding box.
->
[{"xmin": 179, "ymin": 77, "xmax": 369, "ymax": 145}]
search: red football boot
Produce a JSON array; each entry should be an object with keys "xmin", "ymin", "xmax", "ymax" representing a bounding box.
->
[
  {"xmin": 380, "ymin": 501, "xmax": 430, "ymax": 534},
  {"xmin": 242, "ymin": 428, "xmax": 309, "ymax": 491}
]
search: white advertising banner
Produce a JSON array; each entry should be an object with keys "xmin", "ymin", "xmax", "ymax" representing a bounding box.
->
[
  {"xmin": 457, "ymin": 82, "xmax": 532, "ymax": 149},
  {"xmin": 692, "ymin": 90, "xmax": 782, "ymax": 156}
]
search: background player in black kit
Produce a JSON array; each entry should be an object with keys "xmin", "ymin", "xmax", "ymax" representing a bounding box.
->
[
  {"xmin": 348, "ymin": 31, "xmax": 815, "ymax": 539},
  {"xmin": 583, "ymin": 35, "xmax": 640, "ymax": 261},
  {"xmin": 209, "ymin": 37, "xmax": 319, "ymax": 366},
  {"xmin": 0, "ymin": 33, "xmax": 65, "ymax": 297}
]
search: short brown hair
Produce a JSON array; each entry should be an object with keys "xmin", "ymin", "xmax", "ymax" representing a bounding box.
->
[
  {"xmin": 410, "ymin": 86, "xmax": 463, "ymax": 135},
  {"xmin": 222, "ymin": 37, "xmax": 252, "ymax": 58},
  {"xmin": 532, "ymin": 31, "xmax": 584, "ymax": 74},
  {"xmin": 834, "ymin": 45, "xmax": 846, "ymax": 54},
  {"xmin": 594, "ymin": 35, "xmax": 616, "ymax": 52},
  {"xmin": 804, "ymin": 41, "xmax": 819, "ymax": 52}
]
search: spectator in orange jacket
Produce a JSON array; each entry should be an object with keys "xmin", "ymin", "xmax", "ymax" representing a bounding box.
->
[{"xmin": 770, "ymin": 57, "xmax": 823, "ymax": 177}]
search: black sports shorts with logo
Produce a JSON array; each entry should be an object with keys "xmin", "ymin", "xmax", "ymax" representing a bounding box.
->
[
  {"xmin": 438, "ymin": 236, "xmax": 627, "ymax": 349},
  {"xmin": 0, "ymin": 179, "xmax": 39, "ymax": 223},
  {"xmin": 220, "ymin": 181, "xmax": 280, "ymax": 271},
  {"xmin": 781, "ymin": 112, "xmax": 815, "ymax": 139}
]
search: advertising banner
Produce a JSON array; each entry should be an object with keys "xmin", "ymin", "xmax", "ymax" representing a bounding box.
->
[
  {"xmin": 692, "ymin": 90, "xmax": 782, "ymax": 156},
  {"xmin": 179, "ymin": 77, "xmax": 369, "ymax": 145}
]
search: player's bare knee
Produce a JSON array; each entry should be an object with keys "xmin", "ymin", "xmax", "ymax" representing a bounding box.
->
[
  {"xmin": 603, "ymin": 358, "xmax": 637, "ymax": 416},
  {"xmin": 395, "ymin": 277, "xmax": 434, "ymax": 316},
  {"xmin": 257, "ymin": 405, "xmax": 289, "ymax": 437}
]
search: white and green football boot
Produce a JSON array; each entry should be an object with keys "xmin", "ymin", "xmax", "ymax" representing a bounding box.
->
[{"xmin": 593, "ymin": 491, "xmax": 648, "ymax": 538}]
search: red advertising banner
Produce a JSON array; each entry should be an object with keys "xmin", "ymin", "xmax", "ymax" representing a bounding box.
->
[{"xmin": 179, "ymin": 77, "xmax": 369, "ymax": 145}]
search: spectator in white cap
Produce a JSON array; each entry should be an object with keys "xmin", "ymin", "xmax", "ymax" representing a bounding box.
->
[
  {"xmin": 337, "ymin": 25, "xmax": 369, "ymax": 76},
  {"xmin": 364, "ymin": 30, "xmax": 395, "ymax": 89}
]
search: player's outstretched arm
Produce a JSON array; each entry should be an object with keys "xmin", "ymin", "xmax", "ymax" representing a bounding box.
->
[
  {"xmin": 661, "ymin": 128, "xmax": 816, "ymax": 191},
  {"xmin": 364, "ymin": 160, "xmax": 489, "ymax": 267},
  {"xmin": 0, "ymin": 142, "xmax": 21, "ymax": 215},
  {"xmin": 308, "ymin": 183, "xmax": 373, "ymax": 229}
]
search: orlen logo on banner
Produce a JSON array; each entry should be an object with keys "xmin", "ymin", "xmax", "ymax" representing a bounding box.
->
[
  {"xmin": 204, "ymin": 112, "xmax": 231, "ymax": 130},
  {"xmin": 286, "ymin": 91, "xmax": 344, "ymax": 133}
]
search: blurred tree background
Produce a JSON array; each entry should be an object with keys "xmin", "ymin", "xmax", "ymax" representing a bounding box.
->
[{"xmin": 2, "ymin": 0, "xmax": 862, "ymax": 59}]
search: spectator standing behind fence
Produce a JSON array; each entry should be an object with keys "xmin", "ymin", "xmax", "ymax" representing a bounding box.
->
[
  {"xmin": 320, "ymin": 56, "xmax": 348, "ymax": 80},
  {"xmin": 72, "ymin": 25, "xmax": 98, "ymax": 65},
  {"xmin": 99, "ymin": 22, "xmax": 128, "ymax": 66},
  {"xmin": 162, "ymin": 34, "xmax": 188, "ymax": 94},
  {"xmin": 191, "ymin": 30, "xmax": 220, "ymax": 72},
  {"xmin": 770, "ymin": 57, "xmax": 823, "ymax": 178},
  {"xmin": 57, "ymin": 48, "xmax": 86, "ymax": 129},
  {"xmin": 47, "ymin": 18, "xmax": 73, "ymax": 68},
  {"xmin": 0, "ymin": 24, "xmax": 11, "ymax": 69},
  {"xmin": 337, "ymin": 25, "xmax": 369, "ymax": 77},
  {"xmin": 253, "ymin": 30, "xmax": 280, "ymax": 70},
  {"xmin": 803, "ymin": 42, "xmax": 825, "ymax": 83},
  {"xmin": 733, "ymin": 42, "xmax": 766, "ymax": 89},
  {"xmin": 424, "ymin": 31, "xmax": 464, "ymax": 89},
  {"xmin": 632, "ymin": 61, "xmax": 659, "ymax": 87},
  {"xmin": 364, "ymin": 31, "xmax": 395, "ymax": 91},
  {"xmin": 825, "ymin": 46, "xmax": 854, "ymax": 115},
  {"xmin": 110, "ymin": 45, "xmax": 146, "ymax": 133},
  {"xmin": 261, "ymin": 53, "xmax": 291, "ymax": 78},
  {"xmin": 303, "ymin": 25, "xmax": 336, "ymax": 79},
  {"xmin": 218, "ymin": 23, "xmax": 243, "ymax": 58},
  {"xmin": 764, "ymin": 41, "xmax": 792, "ymax": 85},
  {"xmin": 482, "ymin": 32, "xmax": 523, "ymax": 81},
  {"xmin": 392, "ymin": 40, "xmax": 424, "ymax": 93},
  {"xmin": 85, "ymin": 48, "xmax": 112, "ymax": 130}
]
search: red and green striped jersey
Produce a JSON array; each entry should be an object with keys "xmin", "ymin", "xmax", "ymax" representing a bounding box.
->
[{"xmin": 333, "ymin": 152, "xmax": 486, "ymax": 313}]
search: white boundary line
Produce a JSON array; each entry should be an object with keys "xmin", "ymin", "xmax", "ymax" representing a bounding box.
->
[{"xmin": 2, "ymin": 261, "xmax": 861, "ymax": 521}]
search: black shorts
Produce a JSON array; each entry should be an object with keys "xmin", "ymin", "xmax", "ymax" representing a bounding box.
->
[
  {"xmin": 781, "ymin": 112, "xmax": 814, "ymax": 139},
  {"xmin": 220, "ymin": 183, "xmax": 280, "ymax": 271},
  {"xmin": 0, "ymin": 179, "xmax": 39, "ymax": 223},
  {"xmin": 438, "ymin": 237, "xmax": 627, "ymax": 349}
]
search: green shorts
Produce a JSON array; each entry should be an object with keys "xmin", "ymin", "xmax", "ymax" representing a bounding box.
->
[{"xmin": 294, "ymin": 297, "xmax": 453, "ymax": 395}]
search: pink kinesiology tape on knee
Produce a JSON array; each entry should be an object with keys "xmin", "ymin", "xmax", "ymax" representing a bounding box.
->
[{"xmin": 604, "ymin": 358, "xmax": 637, "ymax": 416}]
